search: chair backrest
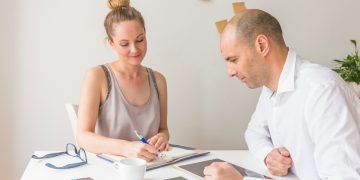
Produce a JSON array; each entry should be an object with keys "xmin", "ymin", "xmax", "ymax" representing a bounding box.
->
[{"xmin": 65, "ymin": 103, "xmax": 79, "ymax": 142}]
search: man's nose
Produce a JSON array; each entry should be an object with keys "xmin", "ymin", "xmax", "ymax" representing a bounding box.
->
[{"xmin": 227, "ymin": 68, "xmax": 236, "ymax": 77}]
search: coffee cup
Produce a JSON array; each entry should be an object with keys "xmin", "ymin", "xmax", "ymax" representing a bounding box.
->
[{"xmin": 114, "ymin": 157, "xmax": 146, "ymax": 180}]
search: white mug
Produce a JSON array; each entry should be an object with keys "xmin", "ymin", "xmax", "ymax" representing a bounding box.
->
[{"xmin": 114, "ymin": 157, "xmax": 146, "ymax": 180}]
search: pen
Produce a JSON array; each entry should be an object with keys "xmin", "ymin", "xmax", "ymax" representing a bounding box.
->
[
  {"xmin": 134, "ymin": 130, "xmax": 161, "ymax": 156},
  {"xmin": 134, "ymin": 130, "xmax": 149, "ymax": 144}
]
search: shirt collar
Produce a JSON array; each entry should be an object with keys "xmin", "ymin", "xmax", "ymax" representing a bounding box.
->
[
  {"xmin": 277, "ymin": 48, "xmax": 297, "ymax": 94},
  {"xmin": 264, "ymin": 48, "xmax": 297, "ymax": 96}
]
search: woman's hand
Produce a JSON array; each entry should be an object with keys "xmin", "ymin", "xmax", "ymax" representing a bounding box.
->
[
  {"xmin": 148, "ymin": 133, "xmax": 169, "ymax": 151},
  {"xmin": 124, "ymin": 141, "xmax": 158, "ymax": 162}
]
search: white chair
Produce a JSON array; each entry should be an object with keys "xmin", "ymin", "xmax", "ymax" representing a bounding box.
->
[{"xmin": 65, "ymin": 103, "xmax": 79, "ymax": 143}]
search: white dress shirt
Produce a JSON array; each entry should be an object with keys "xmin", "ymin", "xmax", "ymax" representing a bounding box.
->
[{"xmin": 245, "ymin": 49, "xmax": 360, "ymax": 179}]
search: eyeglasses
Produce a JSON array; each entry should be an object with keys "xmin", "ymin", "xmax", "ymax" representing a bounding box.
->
[{"xmin": 31, "ymin": 143, "xmax": 87, "ymax": 169}]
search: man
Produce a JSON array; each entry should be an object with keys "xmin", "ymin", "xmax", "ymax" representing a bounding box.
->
[{"xmin": 204, "ymin": 9, "xmax": 360, "ymax": 179}]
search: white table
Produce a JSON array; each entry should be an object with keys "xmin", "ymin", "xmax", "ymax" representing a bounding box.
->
[{"xmin": 21, "ymin": 150, "xmax": 298, "ymax": 180}]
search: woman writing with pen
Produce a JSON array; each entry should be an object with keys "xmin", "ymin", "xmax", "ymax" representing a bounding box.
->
[{"xmin": 77, "ymin": 0, "xmax": 169, "ymax": 162}]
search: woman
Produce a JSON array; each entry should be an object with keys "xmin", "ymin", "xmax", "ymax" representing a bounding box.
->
[{"xmin": 77, "ymin": 0, "xmax": 169, "ymax": 162}]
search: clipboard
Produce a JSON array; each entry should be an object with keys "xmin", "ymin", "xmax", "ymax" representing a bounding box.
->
[
  {"xmin": 96, "ymin": 144, "xmax": 209, "ymax": 171},
  {"xmin": 176, "ymin": 158, "xmax": 266, "ymax": 179}
]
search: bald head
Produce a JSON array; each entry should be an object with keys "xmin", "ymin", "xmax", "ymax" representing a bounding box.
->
[{"xmin": 222, "ymin": 9, "xmax": 286, "ymax": 48}]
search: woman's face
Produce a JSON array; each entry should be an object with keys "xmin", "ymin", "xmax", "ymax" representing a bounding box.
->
[{"xmin": 109, "ymin": 20, "xmax": 147, "ymax": 66}]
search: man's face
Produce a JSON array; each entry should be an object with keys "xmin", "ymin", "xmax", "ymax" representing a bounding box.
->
[{"xmin": 220, "ymin": 27, "xmax": 265, "ymax": 89}]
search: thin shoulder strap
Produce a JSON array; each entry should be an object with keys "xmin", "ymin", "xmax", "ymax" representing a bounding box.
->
[
  {"xmin": 100, "ymin": 65, "xmax": 111, "ymax": 101},
  {"xmin": 148, "ymin": 68, "xmax": 159, "ymax": 100}
]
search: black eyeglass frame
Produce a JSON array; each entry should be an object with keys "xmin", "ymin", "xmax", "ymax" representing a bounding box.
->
[{"xmin": 31, "ymin": 143, "xmax": 87, "ymax": 169}]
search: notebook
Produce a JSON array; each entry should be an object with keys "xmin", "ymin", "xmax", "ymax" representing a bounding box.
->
[
  {"xmin": 96, "ymin": 144, "xmax": 209, "ymax": 171},
  {"xmin": 176, "ymin": 158, "xmax": 266, "ymax": 178}
]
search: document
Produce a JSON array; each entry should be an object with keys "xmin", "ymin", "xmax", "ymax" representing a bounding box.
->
[{"xmin": 97, "ymin": 144, "xmax": 209, "ymax": 171}]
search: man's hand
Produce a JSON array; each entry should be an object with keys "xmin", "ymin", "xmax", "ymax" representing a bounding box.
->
[
  {"xmin": 265, "ymin": 147, "xmax": 292, "ymax": 176},
  {"xmin": 204, "ymin": 162, "xmax": 244, "ymax": 180}
]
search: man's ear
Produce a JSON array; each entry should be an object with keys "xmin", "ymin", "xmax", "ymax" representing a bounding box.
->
[{"xmin": 255, "ymin": 34, "xmax": 269, "ymax": 57}]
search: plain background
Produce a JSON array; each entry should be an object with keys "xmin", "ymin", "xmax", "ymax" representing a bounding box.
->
[{"xmin": 1, "ymin": 0, "xmax": 360, "ymax": 179}]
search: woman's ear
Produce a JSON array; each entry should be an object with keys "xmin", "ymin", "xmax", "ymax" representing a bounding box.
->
[
  {"xmin": 107, "ymin": 38, "xmax": 115, "ymax": 48},
  {"xmin": 255, "ymin": 34, "xmax": 269, "ymax": 57}
]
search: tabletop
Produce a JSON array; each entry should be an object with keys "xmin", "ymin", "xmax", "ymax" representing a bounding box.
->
[{"xmin": 21, "ymin": 150, "xmax": 298, "ymax": 180}]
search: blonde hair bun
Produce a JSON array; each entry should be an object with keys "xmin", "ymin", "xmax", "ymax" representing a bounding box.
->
[{"xmin": 108, "ymin": 0, "xmax": 130, "ymax": 10}]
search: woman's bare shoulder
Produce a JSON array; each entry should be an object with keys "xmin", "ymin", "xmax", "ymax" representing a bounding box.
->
[
  {"xmin": 81, "ymin": 66, "xmax": 108, "ymax": 90},
  {"xmin": 152, "ymin": 70, "xmax": 166, "ymax": 83},
  {"xmin": 84, "ymin": 66, "xmax": 106, "ymax": 81}
]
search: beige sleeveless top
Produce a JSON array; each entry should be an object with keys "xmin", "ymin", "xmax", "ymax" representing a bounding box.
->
[{"xmin": 95, "ymin": 64, "xmax": 160, "ymax": 141}]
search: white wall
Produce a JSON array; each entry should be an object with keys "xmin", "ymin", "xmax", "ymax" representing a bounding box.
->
[
  {"xmin": 2, "ymin": 0, "xmax": 360, "ymax": 179},
  {"xmin": 0, "ymin": 1, "xmax": 15, "ymax": 179}
]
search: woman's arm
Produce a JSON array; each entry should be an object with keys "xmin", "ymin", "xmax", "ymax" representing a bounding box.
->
[
  {"xmin": 148, "ymin": 71, "xmax": 170, "ymax": 151},
  {"xmin": 77, "ymin": 67, "xmax": 127, "ymax": 155}
]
